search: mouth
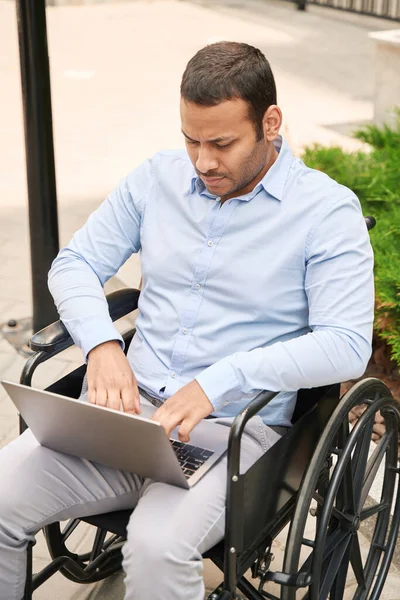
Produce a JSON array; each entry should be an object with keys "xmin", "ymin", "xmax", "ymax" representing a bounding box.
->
[{"xmin": 201, "ymin": 175, "xmax": 225, "ymax": 186}]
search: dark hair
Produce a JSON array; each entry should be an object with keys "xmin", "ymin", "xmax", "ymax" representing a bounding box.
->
[{"xmin": 180, "ymin": 41, "xmax": 277, "ymax": 141}]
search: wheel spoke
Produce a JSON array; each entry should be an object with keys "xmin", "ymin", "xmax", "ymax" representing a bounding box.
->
[
  {"xmin": 313, "ymin": 491, "xmax": 353, "ymax": 524},
  {"xmin": 330, "ymin": 538, "xmax": 352, "ymax": 600},
  {"xmin": 350, "ymin": 534, "xmax": 366, "ymax": 589},
  {"xmin": 102, "ymin": 533, "xmax": 122, "ymax": 551},
  {"xmin": 61, "ymin": 518, "xmax": 81, "ymax": 544},
  {"xmin": 337, "ymin": 421, "xmax": 356, "ymax": 514},
  {"xmin": 300, "ymin": 526, "xmax": 348, "ymax": 576},
  {"xmin": 319, "ymin": 534, "xmax": 352, "ymax": 600},
  {"xmin": 360, "ymin": 502, "xmax": 389, "ymax": 521},
  {"xmin": 89, "ymin": 528, "xmax": 107, "ymax": 562},
  {"xmin": 352, "ymin": 417, "xmax": 375, "ymax": 510},
  {"xmin": 360, "ymin": 432, "xmax": 392, "ymax": 509}
]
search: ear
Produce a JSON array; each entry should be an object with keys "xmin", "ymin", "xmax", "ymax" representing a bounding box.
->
[{"xmin": 262, "ymin": 105, "xmax": 282, "ymax": 141}]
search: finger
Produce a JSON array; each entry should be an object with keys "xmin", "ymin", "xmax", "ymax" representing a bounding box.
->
[
  {"xmin": 107, "ymin": 388, "xmax": 121, "ymax": 411},
  {"xmin": 95, "ymin": 388, "xmax": 107, "ymax": 408},
  {"xmin": 151, "ymin": 404, "xmax": 166, "ymax": 423},
  {"xmin": 178, "ymin": 419, "xmax": 195, "ymax": 443},
  {"xmin": 178, "ymin": 430, "xmax": 190, "ymax": 443},
  {"xmin": 121, "ymin": 387, "xmax": 138, "ymax": 415},
  {"xmin": 132, "ymin": 382, "xmax": 141, "ymax": 414},
  {"xmin": 158, "ymin": 412, "xmax": 183, "ymax": 438},
  {"xmin": 151, "ymin": 395, "xmax": 182, "ymax": 422},
  {"xmin": 88, "ymin": 388, "xmax": 96, "ymax": 405}
]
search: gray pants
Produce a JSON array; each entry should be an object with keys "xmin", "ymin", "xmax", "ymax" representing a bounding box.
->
[{"xmin": 0, "ymin": 394, "xmax": 284, "ymax": 600}]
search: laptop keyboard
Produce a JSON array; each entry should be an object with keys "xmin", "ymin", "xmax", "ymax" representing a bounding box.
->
[{"xmin": 170, "ymin": 440, "xmax": 214, "ymax": 479}]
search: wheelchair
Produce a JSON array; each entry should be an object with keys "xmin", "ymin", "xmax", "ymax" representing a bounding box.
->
[{"xmin": 19, "ymin": 219, "xmax": 400, "ymax": 600}]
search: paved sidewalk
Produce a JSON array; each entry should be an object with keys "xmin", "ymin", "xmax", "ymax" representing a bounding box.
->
[{"xmin": 1, "ymin": 0, "xmax": 400, "ymax": 597}]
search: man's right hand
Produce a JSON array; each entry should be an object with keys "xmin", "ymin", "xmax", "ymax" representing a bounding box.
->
[{"xmin": 87, "ymin": 340, "xmax": 140, "ymax": 415}]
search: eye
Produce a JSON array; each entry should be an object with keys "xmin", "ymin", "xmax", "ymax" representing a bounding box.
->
[
  {"xmin": 185, "ymin": 139, "xmax": 199, "ymax": 145},
  {"xmin": 216, "ymin": 142, "xmax": 232, "ymax": 149}
]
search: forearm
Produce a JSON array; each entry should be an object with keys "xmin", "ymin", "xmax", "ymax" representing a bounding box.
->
[
  {"xmin": 196, "ymin": 326, "xmax": 372, "ymax": 412},
  {"xmin": 48, "ymin": 248, "xmax": 123, "ymax": 357}
]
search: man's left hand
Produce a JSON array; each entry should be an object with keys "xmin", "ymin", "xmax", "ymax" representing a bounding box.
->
[{"xmin": 151, "ymin": 380, "xmax": 214, "ymax": 442}]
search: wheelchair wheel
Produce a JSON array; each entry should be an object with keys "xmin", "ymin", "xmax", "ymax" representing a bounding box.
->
[
  {"xmin": 282, "ymin": 378, "xmax": 400, "ymax": 600},
  {"xmin": 44, "ymin": 520, "xmax": 125, "ymax": 583}
]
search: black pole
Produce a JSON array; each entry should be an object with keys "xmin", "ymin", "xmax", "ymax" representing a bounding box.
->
[{"xmin": 16, "ymin": 0, "xmax": 59, "ymax": 333}]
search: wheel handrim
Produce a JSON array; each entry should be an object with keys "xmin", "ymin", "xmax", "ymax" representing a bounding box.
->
[
  {"xmin": 282, "ymin": 379, "xmax": 400, "ymax": 600},
  {"xmin": 311, "ymin": 400, "xmax": 398, "ymax": 599}
]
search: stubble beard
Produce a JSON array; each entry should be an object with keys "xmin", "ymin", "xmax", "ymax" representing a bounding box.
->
[{"xmin": 221, "ymin": 147, "xmax": 268, "ymax": 201}]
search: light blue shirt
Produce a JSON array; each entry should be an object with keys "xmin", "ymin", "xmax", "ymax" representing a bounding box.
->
[{"xmin": 48, "ymin": 136, "xmax": 374, "ymax": 427}]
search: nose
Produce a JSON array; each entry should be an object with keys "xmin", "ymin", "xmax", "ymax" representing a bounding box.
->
[{"xmin": 196, "ymin": 146, "xmax": 219, "ymax": 174}]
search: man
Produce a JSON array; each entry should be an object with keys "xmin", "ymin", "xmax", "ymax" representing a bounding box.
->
[{"xmin": 0, "ymin": 42, "xmax": 373, "ymax": 599}]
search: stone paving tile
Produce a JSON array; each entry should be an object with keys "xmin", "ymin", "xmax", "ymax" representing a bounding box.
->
[
  {"xmin": 1, "ymin": 300, "xmax": 33, "ymax": 324},
  {"xmin": 0, "ymin": 300, "xmax": 14, "ymax": 322},
  {"xmin": 0, "ymin": 352, "xmax": 32, "ymax": 389},
  {"xmin": 1, "ymin": 426, "xmax": 19, "ymax": 449},
  {"xmin": 0, "ymin": 392, "xmax": 20, "ymax": 420},
  {"xmin": 0, "ymin": 415, "xmax": 18, "ymax": 448},
  {"xmin": 0, "ymin": 347, "xmax": 19, "ymax": 375},
  {"xmin": 0, "ymin": 338, "xmax": 15, "ymax": 353},
  {"xmin": 31, "ymin": 564, "xmax": 103, "ymax": 600}
]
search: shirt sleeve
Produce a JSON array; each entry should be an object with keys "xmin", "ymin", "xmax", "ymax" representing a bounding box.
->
[
  {"xmin": 48, "ymin": 158, "xmax": 154, "ymax": 358},
  {"xmin": 195, "ymin": 193, "xmax": 375, "ymax": 412}
]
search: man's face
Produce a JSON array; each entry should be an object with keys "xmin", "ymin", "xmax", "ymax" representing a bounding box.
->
[{"xmin": 180, "ymin": 98, "xmax": 270, "ymax": 201}]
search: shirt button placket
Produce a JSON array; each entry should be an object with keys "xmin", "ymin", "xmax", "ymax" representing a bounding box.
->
[{"xmin": 164, "ymin": 199, "xmax": 232, "ymax": 397}]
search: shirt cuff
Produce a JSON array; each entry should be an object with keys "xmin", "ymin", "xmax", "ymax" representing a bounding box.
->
[
  {"xmin": 195, "ymin": 357, "xmax": 242, "ymax": 412},
  {"xmin": 64, "ymin": 314, "xmax": 125, "ymax": 360}
]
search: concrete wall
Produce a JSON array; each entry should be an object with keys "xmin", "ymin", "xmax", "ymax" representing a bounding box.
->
[{"xmin": 369, "ymin": 29, "xmax": 400, "ymax": 128}]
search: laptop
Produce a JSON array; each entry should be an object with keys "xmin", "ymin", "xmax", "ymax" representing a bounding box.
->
[{"xmin": 1, "ymin": 380, "xmax": 230, "ymax": 489}]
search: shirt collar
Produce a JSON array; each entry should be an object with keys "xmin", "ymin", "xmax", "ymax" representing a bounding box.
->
[{"xmin": 189, "ymin": 135, "xmax": 293, "ymax": 202}]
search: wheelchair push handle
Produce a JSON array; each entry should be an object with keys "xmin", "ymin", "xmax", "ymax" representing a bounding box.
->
[{"xmin": 365, "ymin": 215, "xmax": 376, "ymax": 231}]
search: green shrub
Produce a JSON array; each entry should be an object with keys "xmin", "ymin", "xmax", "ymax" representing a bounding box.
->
[{"xmin": 302, "ymin": 116, "xmax": 400, "ymax": 365}]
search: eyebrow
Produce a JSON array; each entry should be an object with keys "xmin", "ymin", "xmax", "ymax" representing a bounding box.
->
[{"xmin": 181, "ymin": 130, "xmax": 235, "ymax": 144}]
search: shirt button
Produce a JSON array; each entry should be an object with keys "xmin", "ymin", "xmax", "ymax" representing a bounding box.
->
[
  {"xmin": 207, "ymin": 240, "xmax": 214, "ymax": 247},
  {"xmin": 194, "ymin": 283, "xmax": 201, "ymax": 290},
  {"xmin": 182, "ymin": 328, "xmax": 188, "ymax": 335},
  {"xmin": 171, "ymin": 372, "xmax": 176, "ymax": 378}
]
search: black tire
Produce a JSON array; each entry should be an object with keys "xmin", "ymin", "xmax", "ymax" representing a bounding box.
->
[
  {"xmin": 44, "ymin": 519, "xmax": 125, "ymax": 583},
  {"xmin": 282, "ymin": 378, "xmax": 400, "ymax": 600}
]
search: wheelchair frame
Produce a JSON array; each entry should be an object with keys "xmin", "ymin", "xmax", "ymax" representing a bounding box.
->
[{"xmin": 19, "ymin": 286, "xmax": 400, "ymax": 600}]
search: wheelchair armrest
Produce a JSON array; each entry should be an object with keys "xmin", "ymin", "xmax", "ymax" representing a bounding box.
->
[
  {"xmin": 30, "ymin": 288, "xmax": 140, "ymax": 354},
  {"xmin": 226, "ymin": 391, "xmax": 279, "ymax": 479}
]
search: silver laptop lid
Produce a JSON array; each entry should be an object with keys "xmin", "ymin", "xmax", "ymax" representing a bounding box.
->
[{"xmin": 2, "ymin": 380, "xmax": 190, "ymax": 488}]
